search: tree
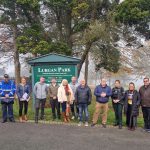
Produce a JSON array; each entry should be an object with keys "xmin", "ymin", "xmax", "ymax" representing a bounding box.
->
[
  {"xmin": 114, "ymin": 0, "xmax": 150, "ymax": 39},
  {"xmin": 0, "ymin": 0, "xmax": 41, "ymax": 84}
]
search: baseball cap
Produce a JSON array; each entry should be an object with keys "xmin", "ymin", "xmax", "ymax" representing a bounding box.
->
[{"xmin": 4, "ymin": 74, "xmax": 9, "ymax": 78}]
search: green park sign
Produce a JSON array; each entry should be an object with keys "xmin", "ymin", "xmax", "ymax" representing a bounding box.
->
[
  {"xmin": 28, "ymin": 53, "xmax": 80, "ymax": 85},
  {"xmin": 33, "ymin": 65, "xmax": 76, "ymax": 84}
]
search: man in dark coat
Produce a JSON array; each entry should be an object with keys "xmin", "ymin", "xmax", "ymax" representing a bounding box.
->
[
  {"xmin": 75, "ymin": 79, "xmax": 92, "ymax": 127},
  {"xmin": 124, "ymin": 82, "xmax": 141, "ymax": 131},
  {"xmin": 139, "ymin": 77, "xmax": 150, "ymax": 133}
]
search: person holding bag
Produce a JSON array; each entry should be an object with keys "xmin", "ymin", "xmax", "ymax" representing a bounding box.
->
[
  {"xmin": 124, "ymin": 82, "xmax": 141, "ymax": 131},
  {"xmin": 16, "ymin": 77, "xmax": 31, "ymax": 122}
]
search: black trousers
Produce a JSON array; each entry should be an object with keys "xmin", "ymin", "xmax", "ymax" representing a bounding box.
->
[
  {"xmin": 70, "ymin": 102, "xmax": 79, "ymax": 117},
  {"xmin": 126, "ymin": 104, "xmax": 137, "ymax": 128},
  {"xmin": 50, "ymin": 99, "xmax": 60, "ymax": 119},
  {"xmin": 113, "ymin": 103, "xmax": 123, "ymax": 125},
  {"xmin": 19, "ymin": 101, "xmax": 28, "ymax": 116},
  {"xmin": 142, "ymin": 107, "xmax": 150, "ymax": 129}
]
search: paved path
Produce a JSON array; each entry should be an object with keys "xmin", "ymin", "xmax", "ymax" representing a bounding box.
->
[{"xmin": 0, "ymin": 122, "xmax": 150, "ymax": 150}]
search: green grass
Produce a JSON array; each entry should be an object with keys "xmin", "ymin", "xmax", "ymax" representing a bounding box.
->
[{"xmin": 0, "ymin": 98, "xmax": 144, "ymax": 127}]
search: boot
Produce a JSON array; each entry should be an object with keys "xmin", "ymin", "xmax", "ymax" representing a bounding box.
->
[
  {"xmin": 66, "ymin": 115, "xmax": 70, "ymax": 122},
  {"xmin": 62, "ymin": 112, "xmax": 67, "ymax": 123},
  {"xmin": 19, "ymin": 117, "xmax": 23, "ymax": 123}
]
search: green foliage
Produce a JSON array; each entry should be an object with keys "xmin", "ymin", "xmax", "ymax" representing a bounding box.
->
[
  {"xmin": 95, "ymin": 44, "xmax": 120, "ymax": 73},
  {"xmin": 16, "ymin": 0, "xmax": 40, "ymax": 7},
  {"xmin": 49, "ymin": 41, "xmax": 72, "ymax": 55},
  {"xmin": 72, "ymin": 1, "xmax": 89, "ymax": 18},
  {"xmin": 17, "ymin": 25, "xmax": 71, "ymax": 55},
  {"xmin": 73, "ymin": 21, "xmax": 89, "ymax": 33},
  {"xmin": 114, "ymin": 0, "xmax": 150, "ymax": 25}
]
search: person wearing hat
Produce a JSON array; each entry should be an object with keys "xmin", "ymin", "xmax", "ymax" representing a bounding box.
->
[{"xmin": 0, "ymin": 74, "xmax": 16, "ymax": 123}]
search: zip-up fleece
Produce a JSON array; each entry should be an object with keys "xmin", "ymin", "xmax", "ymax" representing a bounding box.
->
[{"xmin": 33, "ymin": 82, "xmax": 48, "ymax": 99}]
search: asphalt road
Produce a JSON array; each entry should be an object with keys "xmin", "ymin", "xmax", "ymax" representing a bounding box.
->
[{"xmin": 0, "ymin": 122, "xmax": 150, "ymax": 150}]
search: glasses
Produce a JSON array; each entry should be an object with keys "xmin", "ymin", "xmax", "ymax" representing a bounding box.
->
[{"xmin": 144, "ymin": 80, "xmax": 149, "ymax": 83}]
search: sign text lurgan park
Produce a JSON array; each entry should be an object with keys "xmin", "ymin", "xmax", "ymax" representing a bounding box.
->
[{"xmin": 33, "ymin": 65, "xmax": 76, "ymax": 84}]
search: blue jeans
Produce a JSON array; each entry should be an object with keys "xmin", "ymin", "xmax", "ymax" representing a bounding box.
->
[
  {"xmin": 61, "ymin": 102, "xmax": 67, "ymax": 112},
  {"xmin": 2, "ymin": 103, "xmax": 14, "ymax": 121},
  {"xmin": 78, "ymin": 104, "xmax": 89, "ymax": 122}
]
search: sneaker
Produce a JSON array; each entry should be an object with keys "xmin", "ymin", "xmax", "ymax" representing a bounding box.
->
[
  {"xmin": 91, "ymin": 123, "xmax": 96, "ymax": 127},
  {"xmin": 131, "ymin": 127, "xmax": 135, "ymax": 131},
  {"xmin": 147, "ymin": 130, "xmax": 150, "ymax": 133},
  {"xmin": 78, "ymin": 122, "xmax": 82, "ymax": 127},
  {"xmin": 102, "ymin": 124, "xmax": 106, "ymax": 128},
  {"xmin": 85, "ymin": 122, "xmax": 89, "ymax": 127},
  {"xmin": 71, "ymin": 116, "xmax": 75, "ymax": 120},
  {"xmin": 2, "ymin": 119, "xmax": 7, "ymax": 123},
  {"xmin": 9, "ymin": 118, "xmax": 15, "ymax": 122},
  {"xmin": 144, "ymin": 129, "xmax": 150, "ymax": 132}
]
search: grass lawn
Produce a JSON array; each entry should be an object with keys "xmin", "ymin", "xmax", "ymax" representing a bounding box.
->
[{"xmin": 0, "ymin": 97, "xmax": 144, "ymax": 127}]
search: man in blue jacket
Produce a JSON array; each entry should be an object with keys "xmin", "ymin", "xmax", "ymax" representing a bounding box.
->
[
  {"xmin": 0, "ymin": 74, "xmax": 16, "ymax": 123},
  {"xmin": 91, "ymin": 78, "xmax": 112, "ymax": 128}
]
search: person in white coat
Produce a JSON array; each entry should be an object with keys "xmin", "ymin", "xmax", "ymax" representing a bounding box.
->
[{"xmin": 57, "ymin": 79, "xmax": 74, "ymax": 122}]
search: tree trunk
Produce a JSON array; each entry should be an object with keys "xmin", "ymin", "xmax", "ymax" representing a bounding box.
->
[
  {"xmin": 78, "ymin": 42, "xmax": 92, "ymax": 77},
  {"xmin": 56, "ymin": 9, "xmax": 64, "ymax": 41},
  {"xmin": 65, "ymin": 10, "xmax": 73, "ymax": 50},
  {"xmin": 12, "ymin": 25, "xmax": 20, "ymax": 85},
  {"xmin": 84, "ymin": 52, "xmax": 89, "ymax": 83}
]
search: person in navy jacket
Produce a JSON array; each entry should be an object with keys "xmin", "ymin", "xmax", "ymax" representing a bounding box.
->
[
  {"xmin": 91, "ymin": 78, "xmax": 112, "ymax": 128},
  {"xmin": 16, "ymin": 76, "xmax": 31, "ymax": 122},
  {"xmin": 0, "ymin": 74, "xmax": 16, "ymax": 123}
]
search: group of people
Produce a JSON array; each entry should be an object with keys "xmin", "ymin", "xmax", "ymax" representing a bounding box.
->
[{"xmin": 0, "ymin": 74, "xmax": 150, "ymax": 133}]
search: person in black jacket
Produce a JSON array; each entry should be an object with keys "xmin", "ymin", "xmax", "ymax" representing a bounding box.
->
[
  {"xmin": 111, "ymin": 80, "xmax": 124, "ymax": 129},
  {"xmin": 124, "ymin": 82, "xmax": 141, "ymax": 131},
  {"xmin": 75, "ymin": 79, "xmax": 92, "ymax": 127}
]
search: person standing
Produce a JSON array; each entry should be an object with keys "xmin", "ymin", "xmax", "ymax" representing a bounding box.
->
[
  {"xmin": 111, "ymin": 80, "xmax": 124, "ymax": 129},
  {"xmin": 0, "ymin": 74, "xmax": 16, "ymax": 123},
  {"xmin": 33, "ymin": 77, "xmax": 48, "ymax": 123},
  {"xmin": 57, "ymin": 79, "xmax": 74, "ymax": 123},
  {"xmin": 91, "ymin": 78, "xmax": 112, "ymax": 128},
  {"xmin": 69, "ymin": 76, "xmax": 79, "ymax": 120},
  {"xmin": 139, "ymin": 77, "xmax": 150, "ymax": 133},
  {"xmin": 124, "ymin": 82, "xmax": 141, "ymax": 131},
  {"xmin": 49, "ymin": 78, "xmax": 60, "ymax": 120},
  {"xmin": 16, "ymin": 77, "xmax": 31, "ymax": 122},
  {"xmin": 75, "ymin": 79, "xmax": 92, "ymax": 127}
]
